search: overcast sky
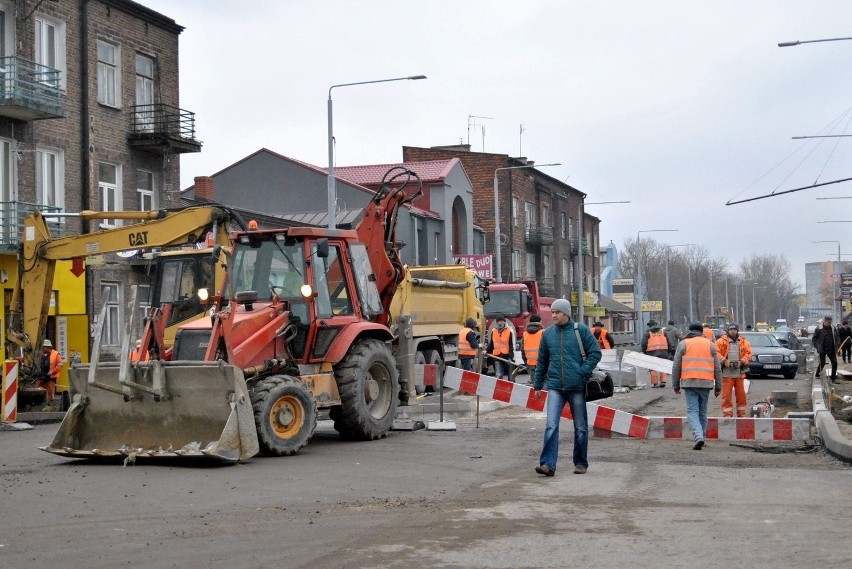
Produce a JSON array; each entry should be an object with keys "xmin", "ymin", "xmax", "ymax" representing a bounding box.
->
[{"xmin": 139, "ymin": 0, "xmax": 852, "ymax": 289}]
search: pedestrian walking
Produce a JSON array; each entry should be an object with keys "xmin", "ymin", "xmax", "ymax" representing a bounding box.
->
[
  {"xmin": 672, "ymin": 322, "xmax": 722, "ymax": 450},
  {"xmin": 487, "ymin": 314, "xmax": 515, "ymax": 380},
  {"xmin": 457, "ymin": 317, "xmax": 480, "ymax": 371},
  {"xmin": 813, "ymin": 316, "xmax": 840, "ymax": 381},
  {"xmin": 664, "ymin": 320, "xmax": 683, "ymax": 359},
  {"xmin": 533, "ymin": 299, "xmax": 601, "ymax": 477},
  {"xmin": 716, "ymin": 323, "xmax": 752, "ymax": 417},
  {"xmin": 838, "ymin": 320, "xmax": 852, "ymax": 364},
  {"xmin": 641, "ymin": 320, "xmax": 671, "ymax": 387},
  {"xmin": 522, "ymin": 315, "xmax": 544, "ymax": 383}
]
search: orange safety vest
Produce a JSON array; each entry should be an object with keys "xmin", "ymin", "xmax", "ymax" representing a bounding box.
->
[
  {"xmin": 44, "ymin": 349, "xmax": 62, "ymax": 379},
  {"xmin": 458, "ymin": 327, "xmax": 476, "ymax": 357},
  {"xmin": 523, "ymin": 329, "xmax": 543, "ymax": 366},
  {"xmin": 646, "ymin": 329, "xmax": 668, "ymax": 352},
  {"xmin": 593, "ymin": 326, "xmax": 611, "ymax": 349},
  {"xmin": 715, "ymin": 335, "xmax": 752, "ymax": 376},
  {"xmin": 703, "ymin": 327, "xmax": 714, "ymax": 341},
  {"xmin": 491, "ymin": 327, "xmax": 512, "ymax": 356},
  {"xmin": 680, "ymin": 337, "xmax": 716, "ymax": 382}
]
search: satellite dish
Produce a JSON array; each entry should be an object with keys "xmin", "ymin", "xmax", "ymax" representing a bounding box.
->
[
  {"xmin": 499, "ymin": 233, "xmax": 509, "ymax": 245},
  {"xmin": 116, "ymin": 249, "xmax": 139, "ymax": 258}
]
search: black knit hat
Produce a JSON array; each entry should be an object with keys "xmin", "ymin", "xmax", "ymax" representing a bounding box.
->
[
  {"xmin": 688, "ymin": 322, "xmax": 704, "ymax": 332},
  {"xmin": 529, "ymin": 314, "xmax": 542, "ymax": 323}
]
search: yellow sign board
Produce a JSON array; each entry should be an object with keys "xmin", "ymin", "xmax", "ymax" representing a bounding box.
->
[
  {"xmin": 585, "ymin": 306, "xmax": 606, "ymax": 317},
  {"xmin": 570, "ymin": 291, "xmax": 597, "ymax": 307},
  {"xmin": 641, "ymin": 300, "xmax": 663, "ymax": 311}
]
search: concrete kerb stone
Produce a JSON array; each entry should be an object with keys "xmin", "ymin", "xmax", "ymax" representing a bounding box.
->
[{"xmin": 812, "ymin": 371, "xmax": 852, "ymax": 460}]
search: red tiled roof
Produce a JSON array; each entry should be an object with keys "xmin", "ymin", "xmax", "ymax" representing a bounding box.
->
[{"xmin": 331, "ymin": 158, "xmax": 460, "ymax": 186}]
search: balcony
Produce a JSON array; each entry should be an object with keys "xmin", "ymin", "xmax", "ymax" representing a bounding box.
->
[
  {"xmin": 539, "ymin": 277, "xmax": 556, "ymax": 296},
  {"xmin": 127, "ymin": 104, "xmax": 202, "ymax": 154},
  {"xmin": 0, "ymin": 56, "xmax": 67, "ymax": 120},
  {"xmin": 0, "ymin": 201, "xmax": 65, "ymax": 250},
  {"xmin": 524, "ymin": 224, "xmax": 554, "ymax": 246},
  {"xmin": 570, "ymin": 237, "xmax": 591, "ymax": 256}
]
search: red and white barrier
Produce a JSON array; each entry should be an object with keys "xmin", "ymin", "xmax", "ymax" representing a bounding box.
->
[
  {"xmin": 442, "ymin": 366, "xmax": 650, "ymax": 438},
  {"xmin": 646, "ymin": 416, "xmax": 810, "ymax": 441},
  {"xmin": 442, "ymin": 366, "xmax": 811, "ymax": 441},
  {"xmin": 413, "ymin": 364, "xmax": 439, "ymax": 388},
  {"xmin": 2, "ymin": 360, "xmax": 19, "ymax": 423}
]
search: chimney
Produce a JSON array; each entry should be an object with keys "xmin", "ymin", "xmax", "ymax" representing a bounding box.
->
[{"xmin": 194, "ymin": 176, "xmax": 214, "ymax": 201}]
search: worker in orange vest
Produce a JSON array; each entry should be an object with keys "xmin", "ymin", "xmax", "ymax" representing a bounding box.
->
[
  {"xmin": 487, "ymin": 314, "xmax": 515, "ymax": 380},
  {"xmin": 672, "ymin": 322, "xmax": 722, "ymax": 450},
  {"xmin": 36, "ymin": 339, "xmax": 62, "ymax": 405},
  {"xmin": 715, "ymin": 323, "xmax": 752, "ymax": 417},
  {"xmin": 642, "ymin": 320, "xmax": 671, "ymax": 387},
  {"xmin": 522, "ymin": 314, "xmax": 544, "ymax": 384},
  {"xmin": 591, "ymin": 321, "xmax": 615, "ymax": 350},
  {"xmin": 457, "ymin": 318, "xmax": 480, "ymax": 371},
  {"xmin": 702, "ymin": 324, "xmax": 715, "ymax": 341}
]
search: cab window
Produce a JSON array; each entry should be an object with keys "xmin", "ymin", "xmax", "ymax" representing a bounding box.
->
[{"xmin": 312, "ymin": 243, "xmax": 353, "ymax": 317}]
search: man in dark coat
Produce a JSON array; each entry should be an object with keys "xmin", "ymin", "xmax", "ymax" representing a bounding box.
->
[{"xmin": 813, "ymin": 316, "xmax": 841, "ymax": 381}]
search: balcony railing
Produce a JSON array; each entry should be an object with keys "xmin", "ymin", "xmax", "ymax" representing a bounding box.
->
[
  {"xmin": 0, "ymin": 201, "xmax": 65, "ymax": 250},
  {"xmin": 539, "ymin": 277, "xmax": 556, "ymax": 296},
  {"xmin": 128, "ymin": 103, "xmax": 202, "ymax": 154},
  {"xmin": 0, "ymin": 56, "xmax": 66, "ymax": 120},
  {"xmin": 524, "ymin": 224, "xmax": 554, "ymax": 246},
  {"xmin": 570, "ymin": 237, "xmax": 591, "ymax": 256}
]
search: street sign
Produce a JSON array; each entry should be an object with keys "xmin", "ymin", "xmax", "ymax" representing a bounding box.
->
[
  {"xmin": 641, "ymin": 300, "xmax": 663, "ymax": 311},
  {"xmin": 585, "ymin": 306, "xmax": 606, "ymax": 317},
  {"xmin": 842, "ymin": 273, "xmax": 852, "ymax": 287},
  {"xmin": 612, "ymin": 279, "xmax": 635, "ymax": 308},
  {"xmin": 571, "ymin": 291, "xmax": 597, "ymax": 307}
]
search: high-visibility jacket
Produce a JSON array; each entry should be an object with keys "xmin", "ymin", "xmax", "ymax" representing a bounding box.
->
[
  {"xmin": 491, "ymin": 327, "xmax": 512, "ymax": 356},
  {"xmin": 458, "ymin": 327, "xmax": 476, "ymax": 357},
  {"xmin": 522, "ymin": 329, "xmax": 543, "ymax": 366},
  {"xmin": 593, "ymin": 326, "xmax": 611, "ymax": 349},
  {"xmin": 715, "ymin": 335, "xmax": 752, "ymax": 378},
  {"xmin": 679, "ymin": 337, "xmax": 717, "ymax": 384},
  {"xmin": 646, "ymin": 330, "xmax": 668, "ymax": 353},
  {"xmin": 42, "ymin": 349, "xmax": 62, "ymax": 379},
  {"xmin": 703, "ymin": 327, "xmax": 714, "ymax": 341}
]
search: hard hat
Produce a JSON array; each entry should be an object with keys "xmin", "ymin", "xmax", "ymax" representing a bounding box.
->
[
  {"xmin": 42, "ymin": 339, "xmax": 53, "ymax": 348},
  {"xmin": 727, "ymin": 322, "xmax": 740, "ymax": 331}
]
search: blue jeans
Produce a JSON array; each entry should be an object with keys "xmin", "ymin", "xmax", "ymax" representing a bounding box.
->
[
  {"xmin": 539, "ymin": 388, "xmax": 588, "ymax": 471},
  {"xmin": 459, "ymin": 357, "xmax": 474, "ymax": 371},
  {"xmin": 684, "ymin": 388, "xmax": 710, "ymax": 442},
  {"xmin": 494, "ymin": 357, "xmax": 512, "ymax": 380}
]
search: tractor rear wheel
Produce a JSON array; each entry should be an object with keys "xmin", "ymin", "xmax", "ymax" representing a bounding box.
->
[
  {"xmin": 251, "ymin": 375, "xmax": 317, "ymax": 456},
  {"xmin": 333, "ymin": 339, "xmax": 399, "ymax": 440}
]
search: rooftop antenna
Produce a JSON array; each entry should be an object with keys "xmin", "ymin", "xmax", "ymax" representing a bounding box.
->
[
  {"xmin": 467, "ymin": 114, "xmax": 493, "ymax": 147},
  {"xmin": 519, "ymin": 124, "xmax": 525, "ymax": 156}
]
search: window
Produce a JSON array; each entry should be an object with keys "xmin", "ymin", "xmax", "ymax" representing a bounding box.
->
[
  {"xmin": 541, "ymin": 205, "xmax": 550, "ymax": 228},
  {"xmin": 0, "ymin": 138, "xmax": 13, "ymax": 243},
  {"xmin": 136, "ymin": 170, "xmax": 154, "ymax": 211},
  {"xmin": 434, "ymin": 232, "xmax": 440, "ymax": 263},
  {"xmin": 524, "ymin": 202, "xmax": 535, "ymax": 228},
  {"xmin": 35, "ymin": 16, "xmax": 65, "ymax": 88},
  {"xmin": 137, "ymin": 284, "xmax": 151, "ymax": 329},
  {"xmin": 36, "ymin": 148, "xmax": 64, "ymax": 215},
  {"xmin": 543, "ymin": 254, "xmax": 550, "ymax": 279},
  {"xmin": 560, "ymin": 212, "xmax": 567, "ymax": 239},
  {"xmin": 512, "ymin": 197, "xmax": 519, "ymax": 226},
  {"xmin": 101, "ymin": 283, "xmax": 121, "ymax": 346},
  {"xmin": 312, "ymin": 244, "xmax": 352, "ymax": 318},
  {"xmin": 562, "ymin": 258, "xmax": 569, "ymax": 282},
  {"xmin": 349, "ymin": 243, "xmax": 382, "ymax": 317},
  {"xmin": 135, "ymin": 53, "xmax": 155, "ymax": 131},
  {"xmin": 97, "ymin": 40, "xmax": 119, "ymax": 106},
  {"xmin": 98, "ymin": 162, "xmax": 121, "ymax": 227},
  {"xmin": 525, "ymin": 252, "xmax": 535, "ymax": 279},
  {"xmin": 512, "ymin": 250, "xmax": 522, "ymax": 280}
]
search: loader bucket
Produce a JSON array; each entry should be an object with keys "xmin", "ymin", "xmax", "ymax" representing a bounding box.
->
[{"xmin": 40, "ymin": 361, "xmax": 260, "ymax": 463}]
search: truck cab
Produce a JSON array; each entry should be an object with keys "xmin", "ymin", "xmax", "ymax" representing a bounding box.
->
[{"xmin": 485, "ymin": 280, "xmax": 555, "ymax": 348}]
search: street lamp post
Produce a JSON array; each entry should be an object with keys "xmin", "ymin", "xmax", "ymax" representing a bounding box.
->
[
  {"xmin": 492, "ymin": 163, "xmax": 560, "ymax": 282},
  {"xmin": 752, "ymin": 286, "xmax": 766, "ymax": 328},
  {"xmin": 635, "ymin": 229, "xmax": 678, "ymax": 342},
  {"xmin": 327, "ymin": 75, "xmax": 426, "ymax": 229},
  {"xmin": 814, "ymin": 240, "xmax": 841, "ymax": 322},
  {"xmin": 664, "ymin": 243, "xmax": 693, "ymax": 324},
  {"xmin": 779, "ymin": 36, "xmax": 852, "ymax": 47},
  {"xmin": 577, "ymin": 200, "xmax": 630, "ymax": 323},
  {"xmin": 686, "ymin": 256, "xmax": 709, "ymax": 323}
]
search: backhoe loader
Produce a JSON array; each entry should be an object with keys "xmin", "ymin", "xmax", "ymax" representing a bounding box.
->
[
  {"xmin": 42, "ymin": 168, "xmax": 483, "ymax": 463},
  {"xmin": 6, "ymin": 206, "xmax": 236, "ymax": 410}
]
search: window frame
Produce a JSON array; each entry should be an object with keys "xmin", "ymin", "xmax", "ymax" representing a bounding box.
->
[
  {"xmin": 136, "ymin": 169, "xmax": 154, "ymax": 211},
  {"xmin": 96, "ymin": 39, "xmax": 120, "ymax": 107},
  {"xmin": 101, "ymin": 282, "xmax": 122, "ymax": 346},
  {"xmin": 34, "ymin": 15, "xmax": 66, "ymax": 89},
  {"xmin": 36, "ymin": 147, "xmax": 64, "ymax": 221},
  {"xmin": 98, "ymin": 162, "xmax": 122, "ymax": 228}
]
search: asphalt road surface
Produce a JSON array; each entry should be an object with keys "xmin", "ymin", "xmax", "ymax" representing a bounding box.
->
[{"xmin": 1, "ymin": 396, "xmax": 849, "ymax": 569}]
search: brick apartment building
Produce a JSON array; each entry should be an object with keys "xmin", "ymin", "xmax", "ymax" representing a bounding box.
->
[
  {"xmin": 403, "ymin": 145, "xmax": 601, "ymax": 310},
  {"xmin": 0, "ymin": 0, "xmax": 199, "ymax": 361}
]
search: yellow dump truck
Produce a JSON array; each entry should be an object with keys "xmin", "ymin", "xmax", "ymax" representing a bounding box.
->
[{"xmin": 389, "ymin": 264, "xmax": 486, "ymax": 399}]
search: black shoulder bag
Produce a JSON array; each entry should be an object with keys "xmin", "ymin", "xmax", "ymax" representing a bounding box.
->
[{"xmin": 574, "ymin": 323, "xmax": 614, "ymax": 402}]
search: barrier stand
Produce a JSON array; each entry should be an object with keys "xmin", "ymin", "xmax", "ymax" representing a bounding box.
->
[
  {"xmin": 1, "ymin": 360, "xmax": 33, "ymax": 431},
  {"xmin": 426, "ymin": 362, "xmax": 456, "ymax": 431}
]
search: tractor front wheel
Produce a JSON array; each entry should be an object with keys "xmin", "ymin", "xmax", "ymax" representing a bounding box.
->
[{"xmin": 251, "ymin": 375, "xmax": 317, "ymax": 456}]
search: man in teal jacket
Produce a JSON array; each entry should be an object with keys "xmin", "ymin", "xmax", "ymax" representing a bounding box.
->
[{"xmin": 533, "ymin": 298, "xmax": 602, "ymax": 476}]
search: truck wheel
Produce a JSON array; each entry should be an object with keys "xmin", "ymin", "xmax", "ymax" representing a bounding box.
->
[
  {"xmin": 414, "ymin": 352, "xmax": 428, "ymax": 395},
  {"xmin": 333, "ymin": 339, "xmax": 399, "ymax": 440},
  {"xmin": 251, "ymin": 375, "xmax": 317, "ymax": 456}
]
